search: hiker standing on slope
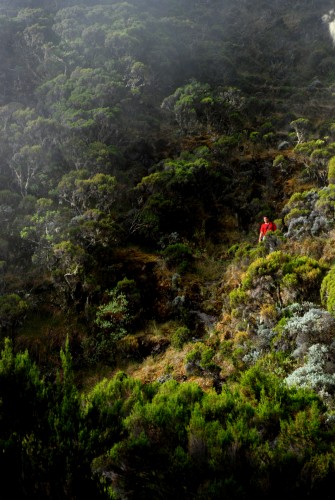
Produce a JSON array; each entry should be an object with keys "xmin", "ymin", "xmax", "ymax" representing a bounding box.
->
[{"xmin": 258, "ymin": 215, "xmax": 276, "ymax": 243}]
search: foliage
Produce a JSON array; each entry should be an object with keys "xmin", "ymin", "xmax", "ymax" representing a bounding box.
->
[
  {"xmin": 115, "ymin": 277, "xmax": 142, "ymax": 326},
  {"xmin": 95, "ymin": 289, "xmax": 130, "ymax": 339},
  {"xmin": 273, "ymin": 306, "xmax": 335, "ymax": 358},
  {"xmin": 328, "ymin": 156, "xmax": 335, "ymax": 184},
  {"xmin": 2, "ymin": 334, "xmax": 335, "ymax": 498},
  {"xmin": 320, "ymin": 266, "xmax": 335, "ymax": 317},
  {"xmin": 161, "ymin": 242, "xmax": 194, "ymax": 273},
  {"xmin": 0, "ymin": 338, "xmax": 103, "ymax": 498},
  {"xmin": 285, "ymin": 343, "xmax": 335, "ymax": 400},
  {"xmin": 282, "ymin": 188, "xmax": 335, "ymax": 239},
  {"xmin": 171, "ymin": 325, "xmax": 192, "ymax": 349},
  {"xmin": 161, "ymin": 80, "xmax": 246, "ymax": 135},
  {"xmin": 2, "ymin": 1, "xmax": 335, "ymax": 497},
  {"xmin": 0, "ymin": 293, "xmax": 29, "ymax": 336},
  {"xmin": 186, "ymin": 342, "xmax": 220, "ymax": 375},
  {"xmin": 241, "ymin": 251, "xmax": 328, "ymax": 307},
  {"xmin": 290, "ymin": 118, "xmax": 312, "ymax": 144}
]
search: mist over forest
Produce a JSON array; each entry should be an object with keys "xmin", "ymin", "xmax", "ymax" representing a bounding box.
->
[{"xmin": 3, "ymin": 1, "xmax": 335, "ymax": 498}]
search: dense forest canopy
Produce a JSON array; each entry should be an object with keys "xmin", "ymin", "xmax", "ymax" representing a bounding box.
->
[{"xmin": 3, "ymin": 0, "xmax": 335, "ymax": 498}]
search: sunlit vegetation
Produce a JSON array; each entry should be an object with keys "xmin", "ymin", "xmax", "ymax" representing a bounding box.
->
[{"xmin": 2, "ymin": 0, "xmax": 335, "ymax": 497}]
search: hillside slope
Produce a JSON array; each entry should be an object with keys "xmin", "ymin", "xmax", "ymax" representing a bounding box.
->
[{"xmin": 3, "ymin": 1, "xmax": 335, "ymax": 498}]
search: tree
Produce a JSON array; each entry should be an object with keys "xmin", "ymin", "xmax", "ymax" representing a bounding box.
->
[
  {"xmin": 290, "ymin": 118, "xmax": 312, "ymax": 144},
  {"xmin": 0, "ymin": 293, "xmax": 29, "ymax": 338},
  {"xmin": 0, "ymin": 338, "xmax": 47, "ymax": 497},
  {"xmin": 161, "ymin": 81, "xmax": 246, "ymax": 135},
  {"xmin": 20, "ymin": 197, "xmax": 65, "ymax": 269},
  {"xmin": 2, "ymin": 108, "xmax": 62, "ymax": 197},
  {"xmin": 95, "ymin": 289, "xmax": 130, "ymax": 342}
]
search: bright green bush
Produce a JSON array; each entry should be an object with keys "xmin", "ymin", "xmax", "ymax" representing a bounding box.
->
[
  {"xmin": 2, "ymin": 341, "xmax": 334, "ymax": 500},
  {"xmin": 320, "ymin": 266, "xmax": 335, "ymax": 317},
  {"xmin": 327, "ymin": 156, "xmax": 335, "ymax": 184},
  {"xmin": 273, "ymin": 154, "xmax": 286, "ymax": 167},
  {"xmin": 242, "ymin": 251, "xmax": 328, "ymax": 305},
  {"xmin": 315, "ymin": 184, "xmax": 335, "ymax": 212},
  {"xmin": 229, "ymin": 288, "xmax": 248, "ymax": 308},
  {"xmin": 241, "ymin": 251, "xmax": 287, "ymax": 290}
]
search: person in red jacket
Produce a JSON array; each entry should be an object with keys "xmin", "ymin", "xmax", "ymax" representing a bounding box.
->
[{"xmin": 258, "ymin": 215, "xmax": 277, "ymax": 242}]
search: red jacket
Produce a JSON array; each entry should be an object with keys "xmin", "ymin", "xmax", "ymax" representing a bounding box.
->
[{"xmin": 259, "ymin": 221, "xmax": 276, "ymax": 240}]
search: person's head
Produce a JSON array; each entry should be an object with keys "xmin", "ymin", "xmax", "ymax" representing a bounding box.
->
[{"xmin": 263, "ymin": 216, "xmax": 269, "ymax": 222}]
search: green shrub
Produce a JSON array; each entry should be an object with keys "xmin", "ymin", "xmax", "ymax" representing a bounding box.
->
[
  {"xmin": 171, "ymin": 326, "xmax": 192, "ymax": 349},
  {"xmin": 273, "ymin": 154, "xmax": 286, "ymax": 167},
  {"xmin": 241, "ymin": 251, "xmax": 327, "ymax": 305},
  {"xmin": 229, "ymin": 288, "xmax": 248, "ymax": 309},
  {"xmin": 327, "ymin": 156, "xmax": 335, "ymax": 185},
  {"xmin": 0, "ymin": 293, "xmax": 29, "ymax": 335},
  {"xmin": 95, "ymin": 289, "xmax": 130, "ymax": 339},
  {"xmin": 320, "ymin": 266, "xmax": 335, "ymax": 317},
  {"xmin": 161, "ymin": 243, "xmax": 194, "ymax": 273},
  {"xmin": 284, "ymin": 207, "xmax": 309, "ymax": 225},
  {"xmin": 186, "ymin": 342, "xmax": 220, "ymax": 373}
]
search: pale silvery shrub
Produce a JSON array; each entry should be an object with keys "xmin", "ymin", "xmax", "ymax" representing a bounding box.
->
[
  {"xmin": 171, "ymin": 273, "xmax": 181, "ymax": 290},
  {"xmin": 242, "ymin": 349, "xmax": 261, "ymax": 365},
  {"xmin": 282, "ymin": 302, "xmax": 315, "ymax": 315},
  {"xmin": 172, "ymin": 295, "xmax": 186, "ymax": 308},
  {"xmin": 311, "ymin": 214, "xmax": 330, "ymax": 236},
  {"xmin": 285, "ymin": 344, "xmax": 335, "ymax": 397},
  {"xmin": 273, "ymin": 306, "xmax": 335, "ymax": 358},
  {"xmin": 284, "ymin": 308, "xmax": 335, "ymax": 358},
  {"xmin": 242, "ymin": 325, "xmax": 276, "ymax": 365},
  {"xmin": 283, "ymin": 187, "xmax": 335, "ymax": 240},
  {"xmin": 286, "ymin": 213, "xmax": 330, "ymax": 240},
  {"xmin": 285, "ymin": 215, "xmax": 309, "ymax": 240},
  {"xmin": 256, "ymin": 324, "xmax": 276, "ymax": 350}
]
